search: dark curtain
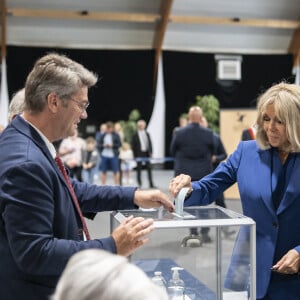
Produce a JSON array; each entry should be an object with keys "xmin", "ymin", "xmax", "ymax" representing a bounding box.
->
[
  {"xmin": 6, "ymin": 46, "xmax": 294, "ymax": 166},
  {"xmin": 7, "ymin": 46, "xmax": 155, "ymax": 134},
  {"xmin": 163, "ymin": 51, "xmax": 294, "ymax": 157}
]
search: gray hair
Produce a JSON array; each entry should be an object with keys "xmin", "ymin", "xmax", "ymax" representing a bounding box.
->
[
  {"xmin": 25, "ymin": 53, "xmax": 98, "ymax": 113},
  {"xmin": 8, "ymin": 88, "xmax": 25, "ymax": 122},
  {"xmin": 52, "ymin": 249, "xmax": 168, "ymax": 300},
  {"xmin": 256, "ymin": 82, "xmax": 300, "ymax": 152}
]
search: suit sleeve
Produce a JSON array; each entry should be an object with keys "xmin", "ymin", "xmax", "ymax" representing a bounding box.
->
[{"xmin": 1, "ymin": 161, "xmax": 135, "ymax": 277}]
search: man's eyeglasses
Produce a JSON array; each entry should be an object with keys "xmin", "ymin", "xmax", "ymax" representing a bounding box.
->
[{"xmin": 69, "ymin": 97, "xmax": 90, "ymax": 112}]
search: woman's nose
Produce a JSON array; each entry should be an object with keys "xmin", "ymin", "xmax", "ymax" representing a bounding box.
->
[{"xmin": 269, "ymin": 120, "xmax": 277, "ymax": 130}]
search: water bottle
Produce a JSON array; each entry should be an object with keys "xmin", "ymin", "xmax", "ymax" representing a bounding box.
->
[{"xmin": 151, "ymin": 271, "xmax": 167, "ymax": 290}]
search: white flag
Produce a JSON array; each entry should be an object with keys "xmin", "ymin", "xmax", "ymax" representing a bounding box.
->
[
  {"xmin": 147, "ymin": 56, "xmax": 166, "ymax": 161},
  {"xmin": 0, "ymin": 58, "xmax": 9, "ymax": 127}
]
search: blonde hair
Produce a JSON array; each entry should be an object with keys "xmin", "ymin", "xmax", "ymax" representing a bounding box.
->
[
  {"xmin": 52, "ymin": 249, "xmax": 168, "ymax": 300},
  {"xmin": 256, "ymin": 82, "xmax": 300, "ymax": 152}
]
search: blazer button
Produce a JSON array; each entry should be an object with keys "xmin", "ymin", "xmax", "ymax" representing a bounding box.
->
[{"xmin": 272, "ymin": 222, "xmax": 278, "ymax": 228}]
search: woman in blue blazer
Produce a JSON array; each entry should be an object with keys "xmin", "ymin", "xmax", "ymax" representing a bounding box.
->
[{"xmin": 169, "ymin": 82, "xmax": 300, "ymax": 300}]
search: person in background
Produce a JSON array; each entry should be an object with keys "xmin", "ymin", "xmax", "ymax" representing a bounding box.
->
[
  {"xmin": 8, "ymin": 88, "xmax": 26, "ymax": 122},
  {"xmin": 0, "ymin": 53, "xmax": 174, "ymax": 300},
  {"xmin": 58, "ymin": 128, "xmax": 86, "ymax": 181},
  {"xmin": 1, "ymin": 88, "xmax": 26, "ymax": 135},
  {"xmin": 95, "ymin": 122, "xmax": 107, "ymax": 152},
  {"xmin": 241, "ymin": 125, "xmax": 257, "ymax": 141},
  {"xmin": 169, "ymin": 82, "xmax": 300, "ymax": 300},
  {"xmin": 114, "ymin": 121, "xmax": 125, "ymax": 185},
  {"xmin": 170, "ymin": 106, "xmax": 215, "ymax": 243},
  {"xmin": 114, "ymin": 121, "xmax": 125, "ymax": 144},
  {"xmin": 95, "ymin": 122, "xmax": 107, "ymax": 182},
  {"xmin": 119, "ymin": 142, "xmax": 136, "ymax": 185},
  {"xmin": 52, "ymin": 249, "xmax": 168, "ymax": 300},
  {"xmin": 131, "ymin": 119, "xmax": 156, "ymax": 188},
  {"xmin": 99, "ymin": 121, "xmax": 122, "ymax": 185},
  {"xmin": 173, "ymin": 114, "xmax": 188, "ymax": 135},
  {"xmin": 82, "ymin": 136, "xmax": 99, "ymax": 184}
]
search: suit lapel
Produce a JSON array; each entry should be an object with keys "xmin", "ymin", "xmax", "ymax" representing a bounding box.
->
[
  {"xmin": 13, "ymin": 115, "xmax": 67, "ymax": 185},
  {"xmin": 277, "ymin": 155, "xmax": 299, "ymax": 214},
  {"xmin": 258, "ymin": 149, "xmax": 277, "ymax": 217}
]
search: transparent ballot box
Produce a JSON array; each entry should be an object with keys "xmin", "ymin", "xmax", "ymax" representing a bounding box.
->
[{"xmin": 110, "ymin": 205, "xmax": 256, "ymax": 300}]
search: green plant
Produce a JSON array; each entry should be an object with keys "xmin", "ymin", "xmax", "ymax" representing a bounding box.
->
[
  {"xmin": 194, "ymin": 94, "xmax": 220, "ymax": 133},
  {"xmin": 119, "ymin": 109, "xmax": 141, "ymax": 143}
]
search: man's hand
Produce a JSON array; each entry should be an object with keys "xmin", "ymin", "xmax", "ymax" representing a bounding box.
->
[
  {"xmin": 169, "ymin": 174, "xmax": 192, "ymax": 198},
  {"xmin": 134, "ymin": 189, "xmax": 175, "ymax": 212},
  {"xmin": 112, "ymin": 216, "xmax": 154, "ymax": 256}
]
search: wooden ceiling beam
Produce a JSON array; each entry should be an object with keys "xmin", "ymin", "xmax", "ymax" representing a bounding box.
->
[
  {"xmin": 7, "ymin": 8, "xmax": 300, "ymax": 30},
  {"xmin": 1, "ymin": 0, "xmax": 7, "ymax": 60},
  {"xmin": 153, "ymin": 0, "xmax": 173, "ymax": 49},
  {"xmin": 289, "ymin": 28, "xmax": 300, "ymax": 54},
  {"xmin": 171, "ymin": 15, "xmax": 300, "ymax": 29},
  {"xmin": 288, "ymin": 28, "xmax": 300, "ymax": 69},
  {"xmin": 152, "ymin": 0, "xmax": 173, "ymax": 93},
  {"xmin": 7, "ymin": 8, "xmax": 159, "ymax": 23}
]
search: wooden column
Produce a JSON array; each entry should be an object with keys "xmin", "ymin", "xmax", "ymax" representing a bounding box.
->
[
  {"xmin": 152, "ymin": 0, "xmax": 173, "ymax": 94},
  {"xmin": 1, "ymin": 0, "xmax": 6, "ymax": 61}
]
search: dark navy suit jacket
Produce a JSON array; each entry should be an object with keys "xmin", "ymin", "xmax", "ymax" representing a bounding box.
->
[
  {"xmin": 131, "ymin": 131, "xmax": 153, "ymax": 157},
  {"xmin": 186, "ymin": 141, "xmax": 300, "ymax": 299},
  {"xmin": 170, "ymin": 123, "xmax": 215, "ymax": 180},
  {"xmin": 0, "ymin": 116, "xmax": 137, "ymax": 299}
]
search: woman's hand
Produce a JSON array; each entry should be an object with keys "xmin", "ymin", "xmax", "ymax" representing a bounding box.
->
[
  {"xmin": 133, "ymin": 189, "xmax": 175, "ymax": 212},
  {"xmin": 272, "ymin": 249, "xmax": 300, "ymax": 275},
  {"xmin": 169, "ymin": 174, "xmax": 192, "ymax": 198}
]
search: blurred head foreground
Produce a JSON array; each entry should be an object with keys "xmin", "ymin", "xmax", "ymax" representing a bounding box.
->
[{"xmin": 52, "ymin": 249, "xmax": 168, "ymax": 300}]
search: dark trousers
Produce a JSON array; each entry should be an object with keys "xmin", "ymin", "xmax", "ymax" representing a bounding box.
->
[
  {"xmin": 69, "ymin": 166, "xmax": 83, "ymax": 182},
  {"xmin": 136, "ymin": 160, "xmax": 154, "ymax": 187}
]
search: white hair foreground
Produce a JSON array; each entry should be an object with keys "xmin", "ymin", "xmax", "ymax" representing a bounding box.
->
[{"xmin": 52, "ymin": 249, "xmax": 168, "ymax": 300}]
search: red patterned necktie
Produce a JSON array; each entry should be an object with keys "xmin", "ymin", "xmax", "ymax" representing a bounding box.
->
[{"xmin": 55, "ymin": 154, "xmax": 91, "ymax": 240}]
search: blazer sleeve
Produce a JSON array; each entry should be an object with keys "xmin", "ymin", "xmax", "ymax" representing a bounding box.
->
[{"xmin": 185, "ymin": 142, "xmax": 241, "ymax": 206}]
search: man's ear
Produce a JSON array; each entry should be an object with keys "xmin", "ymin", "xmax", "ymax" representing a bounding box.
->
[{"xmin": 47, "ymin": 92, "xmax": 59, "ymax": 113}]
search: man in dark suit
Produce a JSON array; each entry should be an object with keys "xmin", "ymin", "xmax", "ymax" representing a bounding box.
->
[
  {"xmin": 170, "ymin": 106, "xmax": 215, "ymax": 242},
  {"xmin": 131, "ymin": 119, "xmax": 155, "ymax": 188},
  {"xmin": 0, "ymin": 53, "xmax": 174, "ymax": 300}
]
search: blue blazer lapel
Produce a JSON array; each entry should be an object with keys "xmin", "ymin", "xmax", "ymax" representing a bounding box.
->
[
  {"xmin": 277, "ymin": 156, "xmax": 300, "ymax": 214},
  {"xmin": 258, "ymin": 149, "xmax": 277, "ymax": 217}
]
